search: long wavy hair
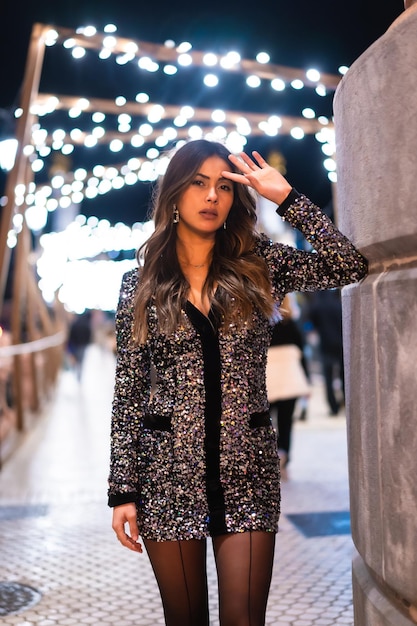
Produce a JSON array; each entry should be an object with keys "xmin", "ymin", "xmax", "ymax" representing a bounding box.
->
[{"xmin": 134, "ymin": 139, "xmax": 275, "ymax": 343}]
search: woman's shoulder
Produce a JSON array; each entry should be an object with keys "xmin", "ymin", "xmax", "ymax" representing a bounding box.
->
[
  {"xmin": 253, "ymin": 231, "xmax": 273, "ymax": 252},
  {"xmin": 117, "ymin": 267, "xmax": 140, "ymax": 311},
  {"xmin": 120, "ymin": 267, "xmax": 140, "ymax": 291}
]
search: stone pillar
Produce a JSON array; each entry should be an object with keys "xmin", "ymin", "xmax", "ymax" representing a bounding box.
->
[{"xmin": 333, "ymin": 4, "xmax": 417, "ymax": 625}]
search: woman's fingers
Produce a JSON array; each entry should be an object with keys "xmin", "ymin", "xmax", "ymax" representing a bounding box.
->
[
  {"xmin": 116, "ymin": 528, "xmax": 143, "ymax": 552},
  {"xmin": 228, "ymin": 152, "xmax": 254, "ymax": 172},
  {"xmin": 238, "ymin": 152, "xmax": 258, "ymax": 169},
  {"xmin": 227, "ymin": 153, "xmax": 247, "ymax": 172},
  {"xmin": 221, "ymin": 170, "xmax": 249, "ymax": 184},
  {"xmin": 251, "ymin": 151, "xmax": 268, "ymax": 167},
  {"xmin": 224, "ymin": 150, "xmax": 291, "ymax": 204},
  {"xmin": 121, "ymin": 533, "xmax": 143, "ymax": 552},
  {"xmin": 228, "ymin": 151, "xmax": 267, "ymax": 173},
  {"xmin": 128, "ymin": 515, "xmax": 141, "ymax": 545},
  {"xmin": 112, "ymin": 505, "xmax": 143, "ymax": 553}
]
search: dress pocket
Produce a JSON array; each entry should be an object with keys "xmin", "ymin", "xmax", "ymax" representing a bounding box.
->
[
  {"xmin": 143, "ymin": 413, "xmax": 172, "ymax": 432},
  {"xmin": 249, "ymin": 410, "xmax": 272, "ymax": 428},
  {"xmin": 138, "ymin": 428, "xmax": 174, "ymax": 524}
]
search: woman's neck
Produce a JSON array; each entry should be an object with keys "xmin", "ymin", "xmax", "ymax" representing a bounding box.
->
[{"xmin": 176, "ymin": 237, "xmax": 214, "ymax": 269}]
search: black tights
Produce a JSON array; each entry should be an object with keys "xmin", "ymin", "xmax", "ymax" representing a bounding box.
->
[{"xmin": 144, "ymin": 531, "xmax": 276, "ymax": 626}]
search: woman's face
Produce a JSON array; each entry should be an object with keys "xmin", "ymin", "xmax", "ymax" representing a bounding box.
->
[{"xmin": 176, "ymin": 155, "xmax": 234, "ymax": 239}]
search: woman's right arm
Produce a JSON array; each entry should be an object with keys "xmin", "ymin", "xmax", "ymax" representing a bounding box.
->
[{"xmin": 107, "ymin": 270, "xmax": 151, "ymax": 546}]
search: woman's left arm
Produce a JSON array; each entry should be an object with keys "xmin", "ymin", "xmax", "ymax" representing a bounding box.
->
[
  {"xmin": 271, "ymin": 191, "xmax": 368, "ymax": 292},
  {"xmin": 223, "ymin": 151, "xmax": 368, "ymax": 292}
]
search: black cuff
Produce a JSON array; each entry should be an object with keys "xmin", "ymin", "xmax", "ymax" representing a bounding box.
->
[
  {"xmin": 276, "ymin": 188, "xmax": 302, "ymax": 216},
  {"xmin": 108, "ymin": 492, "xmax": 138, "ymax": 508}
]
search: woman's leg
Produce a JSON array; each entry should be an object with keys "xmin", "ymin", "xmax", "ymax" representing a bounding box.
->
[
  {"xmin": 212, "ymin": 531, "xmax": 276, "ymax": 626},
  {"xmin": 143, "ymin": 537, "xmax": 209, "ymax": 626}
]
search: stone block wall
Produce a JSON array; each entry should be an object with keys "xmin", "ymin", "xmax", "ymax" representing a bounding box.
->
[{"xmin": 333, "ymin": 5, "xmax": 417, "ymax": 625}]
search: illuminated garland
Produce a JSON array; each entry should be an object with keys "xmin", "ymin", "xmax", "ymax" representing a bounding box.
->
[{"xmin": 2, "ymin": 22, "xmax": 344, "ymax": 311}]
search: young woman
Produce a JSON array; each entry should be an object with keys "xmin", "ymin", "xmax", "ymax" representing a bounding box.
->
[{"xmin": 108, "ymin": 139, "xmax": 367, "ymax": 626}]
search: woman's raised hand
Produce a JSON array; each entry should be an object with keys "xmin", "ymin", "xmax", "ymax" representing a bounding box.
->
[{"xmin": 222, "ymin": 151, "xmax": 292, "ymax": 206}]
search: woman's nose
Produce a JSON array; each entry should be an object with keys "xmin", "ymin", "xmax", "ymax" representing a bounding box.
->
[{"xmin": 206, "ymin": 187, "xmax": 218, "ymax": 202}]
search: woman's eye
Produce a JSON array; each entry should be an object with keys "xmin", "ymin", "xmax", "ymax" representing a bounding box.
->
[
  {"xmin": 191, "ymin": 179, "xmax": 204, "ymax": 186},
  {"xmin": 220, "ymin": 184, "xmax": 232, "ymax": 192}
]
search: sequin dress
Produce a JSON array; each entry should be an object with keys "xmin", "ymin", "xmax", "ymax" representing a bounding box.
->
[{"xmin": 107, "ymin": 192, "xmax": 367, "ymax": 541}]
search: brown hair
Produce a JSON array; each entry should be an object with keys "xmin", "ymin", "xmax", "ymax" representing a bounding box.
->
[{"xmin": 134, "ymin": 139, "xmax": 275, "ymax": 342}]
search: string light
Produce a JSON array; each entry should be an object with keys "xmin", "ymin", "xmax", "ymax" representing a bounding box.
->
[
  {"xmin": 203, "ymin": 74, "xmax": 219, "ymax": 87},
  {"xmin": 6, "ymin": 22, "xmax": 345, "ymax": 312}
]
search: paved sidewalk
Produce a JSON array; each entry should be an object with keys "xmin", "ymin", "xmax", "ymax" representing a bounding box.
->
[{"xmin": 0, "ymin": 344, "xmax": 354, "ymax": 625}]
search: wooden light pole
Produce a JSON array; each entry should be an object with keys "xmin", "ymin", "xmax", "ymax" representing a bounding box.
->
[{"xmin": 0, "ymin": 23, "xmax": 46, "ymax": 317}]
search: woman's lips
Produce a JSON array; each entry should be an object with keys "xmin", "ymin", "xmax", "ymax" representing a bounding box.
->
[{"xmin": 199, "ymin": 209, "xmax": 218, "ymax": 218}]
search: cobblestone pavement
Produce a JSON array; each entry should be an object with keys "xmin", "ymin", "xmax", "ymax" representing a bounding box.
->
[{"xmin": 0, "ymin": 344, "xmax": 354, "ymax": 625}]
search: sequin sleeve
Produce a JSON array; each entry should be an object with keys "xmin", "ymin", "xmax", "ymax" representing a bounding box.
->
[
  {"xmin": 107, "ymin": 269, "xmax": 151, "ymax": 507},
  {"xmin": 257, "ymin": 193, "xmax": 368, "ymax": 294}
]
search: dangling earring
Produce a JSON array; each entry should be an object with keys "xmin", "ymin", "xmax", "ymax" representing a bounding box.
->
[
  {"xmin": 173, "ymin": 204, "xmax": 179, "ymax": 223},
  {"xmin": 223, "ymin": 220, "xmax": 227, "ymax": 230}
]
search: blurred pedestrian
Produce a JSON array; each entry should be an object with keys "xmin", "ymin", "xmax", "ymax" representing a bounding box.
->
[
  {"xmin": 308, "ymin": 289, "xmax": 344, "ymax": 415},
  {"xmin": 266, "ymin": 294, "xmax": 311, "ymax": 478},
  {"xmin": 66, "ymin": 311, "xmax": 92, "ymax": 381}
]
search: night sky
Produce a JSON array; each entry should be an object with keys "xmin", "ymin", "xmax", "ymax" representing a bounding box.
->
[{"xmin": 0, "ymin": 0, "xmax": 406, "ymax": 225}]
